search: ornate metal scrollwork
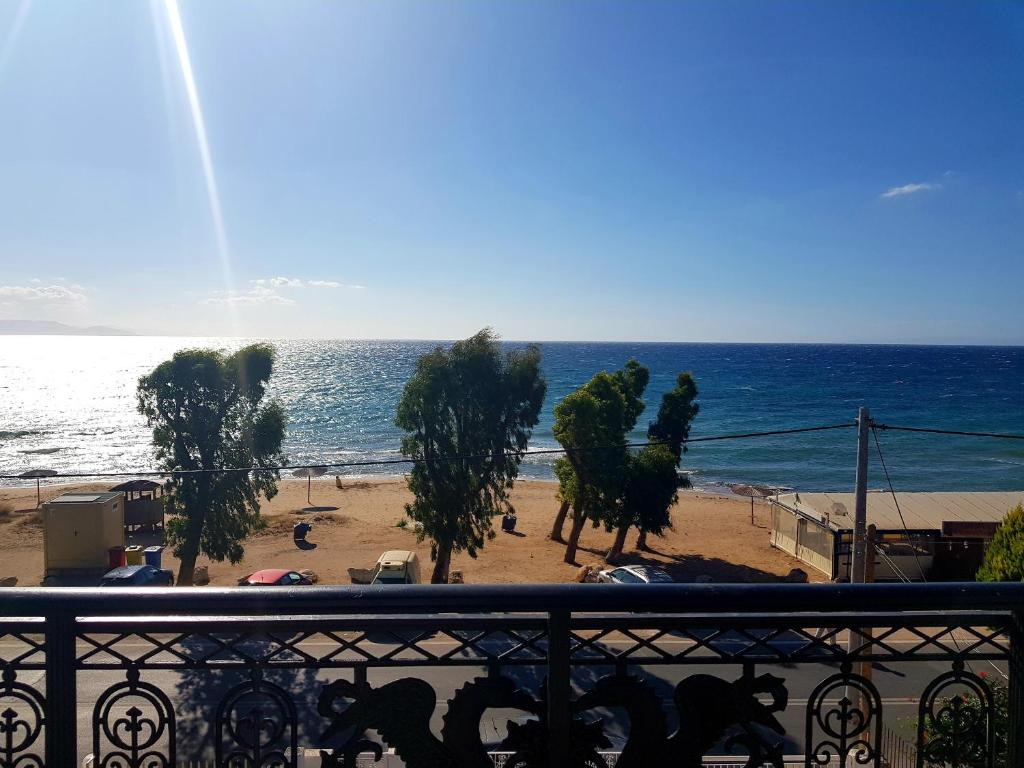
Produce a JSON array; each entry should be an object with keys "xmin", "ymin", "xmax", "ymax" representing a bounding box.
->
[
  {"xmin": 805, "ymin": 662, "xmax": 881, "ymax": 768},
  {"xmin": 92, "ymin": 667, "xmax": 175, "ymax": 768},
  {"xmin": 916, "ymin": 661, "xmax": 994, "ymax": 768},
  {"xmin": 0, "ymin": 666, "xmax": 45, "ymax": 768},
  {"xmin": 216, "ymin": 670, "xmax": 297, "ymax": 768},
  {"xmin": 319, "ymin": 673, "xmax": 553, "ymax": 768},
  {"xmin": 670, "ymin": 670, "xmax": 788, "ymax": 768}
]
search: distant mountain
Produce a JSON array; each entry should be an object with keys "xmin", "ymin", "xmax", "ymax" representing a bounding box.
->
[{"xmin": 0, "ymin": 319, "xmax": 135, "ymax": 336}]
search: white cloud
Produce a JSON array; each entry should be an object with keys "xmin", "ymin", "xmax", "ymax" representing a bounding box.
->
[
  {"xmin": 252, "ymin": 277, "xmax": 364, "ymax": 290},
  {"xmin": 881, "ymin": 182, "xmax": 941, "ymax": 199},
  {"xmin": 0, "ymin": 284, "xmax": 87, "ymax": 303},
  {"xmin": 203, "ymin": 285, "xmax": 295, "ymax": 306},
  {"xmin": 202, "ymin": 277, "xmax": 364, "ymax": 307}
]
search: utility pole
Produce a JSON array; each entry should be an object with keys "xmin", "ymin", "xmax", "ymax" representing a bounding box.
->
[{"xmin": 850, "ymin": 406, "xmax": 871, "ymax": 583}]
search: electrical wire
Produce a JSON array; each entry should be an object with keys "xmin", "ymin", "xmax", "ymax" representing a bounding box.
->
[
  {"xmin": 873, "ymin": 424, "xmax": 1024, "ymax": 441},
  {"xmin": 0, "ymin": 422, "xmax": 857, "ymax": 480},
  {"xmin": 870, "ymin": 425, "xmax": 928, "ymax": 582},
  {"xmin": 870, "ymin": 426, "xmax": 1011, "ymax": 680}
]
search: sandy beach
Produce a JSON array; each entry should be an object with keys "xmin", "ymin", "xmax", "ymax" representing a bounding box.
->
[{"xmin": 0, "ymin": 477, "xmax": 819, "ymax": 586}]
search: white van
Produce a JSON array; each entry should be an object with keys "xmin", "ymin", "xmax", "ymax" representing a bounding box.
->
[{"xmin": 370, "ymin": 550, "xmax": 421, "ymax": 585}]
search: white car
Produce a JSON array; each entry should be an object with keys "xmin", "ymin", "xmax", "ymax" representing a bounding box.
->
[{"xmin": 597, "ymin": 565, "xmax": 674, "ymax": 584}]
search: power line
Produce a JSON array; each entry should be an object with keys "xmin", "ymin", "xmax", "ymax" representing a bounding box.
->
[
  {"xmin": 870, "ymin": 426, "xmax": 927, "ymax": 582},
  {"xmin": 0, "ymin": 422, "xmax": 857, "ymax": 481},
  {"xmin": 874, "ymin": 424, "xmax": 1024, "ymax": 441}
]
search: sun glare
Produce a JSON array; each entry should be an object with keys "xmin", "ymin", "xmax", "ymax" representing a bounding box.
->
[{"xmin": 161, "ymin": 0, "xmax": 239, "ymax": 333}]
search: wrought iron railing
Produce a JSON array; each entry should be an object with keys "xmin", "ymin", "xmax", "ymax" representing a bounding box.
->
[{"xmin": 0, "ymin": 583, "xmax": 1020, "ymax": 767}]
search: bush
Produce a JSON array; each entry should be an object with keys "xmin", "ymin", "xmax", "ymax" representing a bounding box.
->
[
  {"xmin": 977, "ymin": 503, "xmax": 1024, "ymax": 582},
  {"xmin": 920, "ymin": 673, "xmax": 1007, "ymax": 768}
]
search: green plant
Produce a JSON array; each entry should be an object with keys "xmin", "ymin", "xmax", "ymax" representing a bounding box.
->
[
  {"xmin": 396, "ymin": 519, "xmax": 408, "ymax": 529},
  {"xmin": 396, "ymin": 329, "xmax": 545, "ymax": 583},
  {"xmin": 977, "ymin": 503, "xmax": 1024, "ymax": 582},
  {"xmin": 137, "ymin": 344, "xmax": 287, "ymax": 585},
  {"xmin": 918, "ymin": 673, "xmax": 1007, "ymax": 768}
]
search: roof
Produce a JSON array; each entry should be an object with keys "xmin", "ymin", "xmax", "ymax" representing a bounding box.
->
[
  {"xmin": 102, "ymin": 565, "xmax": 150, "ymax": 579},
  {"xmin": 245, "ymin": 568, "xmax": 291, "ymax": 583},
  {"xmin": 773, "ymin": 490, "xmax": 1024, "ymax": 532},
  {"xmin": 108, "ymin": 479, "xmax": 161, "ymax": 492},
  {"xmin": 379, "ymin": 550, "xmax": 414, "ymax": 562},
  {"xmin": 49, "ymin": 492, "xmax": 122, "ymax": 504}
]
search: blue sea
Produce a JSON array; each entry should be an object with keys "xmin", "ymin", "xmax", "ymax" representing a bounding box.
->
[{"xmin": 1, "ymin": 337, "xmax": 1022, "ymax": 492}]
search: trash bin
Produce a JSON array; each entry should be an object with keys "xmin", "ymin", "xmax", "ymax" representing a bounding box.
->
[
  {"xmin": 108, "ymin": 546, "xmax": 125, "ymax": 569},
  {"xmin": 143, "ymin": 546, "xmax": 164, "ymax": 569},
  {"xmin": 124, "ymin": 545, "xmax": 143, "ymax": 566}
]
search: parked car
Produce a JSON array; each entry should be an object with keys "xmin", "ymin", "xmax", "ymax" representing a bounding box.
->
[
  {"xmin": 370, "ymin": 550, "xmax": 421, "ymax": 585},
  {"xmin": 240, "ymin": 568, "xmax": 314, "ymax": 586},
  {"xmin": 99, "ymin": 564, "xmax": 174, "ymax": 587},
  {"xmin": 597, "ymin": 565, "xmax": 674, "ymax": 584}
]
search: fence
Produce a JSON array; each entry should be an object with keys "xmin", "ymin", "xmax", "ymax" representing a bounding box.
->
[{"xmin": 0, "ymin": 582, "xmax": 1020, "ymax": 767}]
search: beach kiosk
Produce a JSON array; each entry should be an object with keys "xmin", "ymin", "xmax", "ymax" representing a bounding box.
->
[
  {"xmin": 42, "ymin": 492, "xmax": 125, "ymax": 580},
  {"xmin": 769, "ymin": 490, "xmax": 1023, "ymax": 581}
]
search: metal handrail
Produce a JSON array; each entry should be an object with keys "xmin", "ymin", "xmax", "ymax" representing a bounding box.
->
[{"xmin": 1, "ymin": 581, "xmax": 1022, "ymax": 616}]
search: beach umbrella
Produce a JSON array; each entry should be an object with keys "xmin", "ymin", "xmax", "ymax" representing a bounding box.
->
[
  {"xmin": 293, "ymin": 466, "xmax": 328, "ymax": 506},
  {"xmin": 730, "ymin": 483, "xmax": 774, "ymax": 525},
  {"xmin": 19, "ymin": 468, "xmax": 59, "ymax": 507}
]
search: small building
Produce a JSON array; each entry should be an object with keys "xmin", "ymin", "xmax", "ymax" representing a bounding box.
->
[
  {"xmin": 769, "ymin": 490, "xmax": 1023, "ymax": 582},
  {"xmin": 42, "ymin": 492, "xmax": 125, "ymax": 579},
  {"xmin": 108, "ymin": 479, "xmax": 165, "ymax": 533}
]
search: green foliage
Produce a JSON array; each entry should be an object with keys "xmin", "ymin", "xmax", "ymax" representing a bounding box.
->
[
  {"xmin": 396, "ymin": 329, "xmax": 545, "ymax": 582},
  {"xmin": 919, "ymin": 674, "xmax": 1007, "ymax": 768},
  {"xmin": 622, "ymin": 444, "xmax": 680, "ymax": 537},
  {"xmin": 648, "ymin": 372, "xmax": 700, "ymax": 463},
  {"xmin": 977, "ymin": 504, "xmax": 1024, "ymax": 582},
  {"xmin": 137, "ymin": 344, "xmax": 286, "ymax": 583},
  {"xmin": 552, "ymin": 363, "xmax": 646, "ymax": 518}
]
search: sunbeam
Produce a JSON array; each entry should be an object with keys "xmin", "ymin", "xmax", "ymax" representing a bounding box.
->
[
  {"xmin": 0, "ymin": 0, "xmax": 33, "ymax": 81},
  {"xmin": 162, "ymin": 0, "xmax": 239, "ymax": 333}
]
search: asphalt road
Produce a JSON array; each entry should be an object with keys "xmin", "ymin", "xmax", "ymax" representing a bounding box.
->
[{"xmin": 2, "ymin": 630, "xmax": 1004, "ymax": 761}]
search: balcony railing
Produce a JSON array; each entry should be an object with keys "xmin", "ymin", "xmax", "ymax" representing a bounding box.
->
[{"xmin": 0, "ymin": 582, "xmax": 1020, "ymax": 767}]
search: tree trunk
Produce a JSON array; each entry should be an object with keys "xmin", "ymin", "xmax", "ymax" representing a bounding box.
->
[
  {"xmin": 606, "ymin": 525, "xmax": 630, "ymax": 564},
  {"xmin": 175, "ymin": 502, "xmax": 206, "ymax": 586},
  {"xmin": 564, "ymin": 507, "xmax": 588, "ymax": 565},
  {"xmin": 431, "ymin": 543, "xmax": 453, "ymax": 584},
  {"xmin": 636, "ymin": 529, "xmax": 649, "ymax": 551},
  {"xmin": 550, "ymin": 500, "xmax": 570, "ymax": 542},
  {"xmin": 176, "ymin": 548, "xmax": 198, "ymax": 586}
]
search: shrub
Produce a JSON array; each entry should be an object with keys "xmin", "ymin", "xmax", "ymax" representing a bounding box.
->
[{"xmin": 977, "ymin": 503, "xmax": 1024, "ymax": 582}]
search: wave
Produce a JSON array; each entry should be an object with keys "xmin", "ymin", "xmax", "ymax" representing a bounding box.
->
[
  {"xmin": 0, "ymin": 430, "xmax": 41, "ymax": 440},
  {"xmin": 18, "ymin": 447, "xmax": 61, "ymax": 455}
]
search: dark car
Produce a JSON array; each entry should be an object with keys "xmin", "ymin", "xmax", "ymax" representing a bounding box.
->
[
  {"xmin": 597, "ymin": 565, "xmax": 674, "ymax": 584},
  {"xmin": 99, "ymin": 564, "xmax": 174, "ymax": 587}
]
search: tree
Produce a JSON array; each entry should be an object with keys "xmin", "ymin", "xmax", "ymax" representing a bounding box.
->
[
  {"xmin": 606, "ymin": 444, "xmax": 680, "ymax": 561},
  {"xmin": 977, "ymin": 503, "xmax": 1024, "ymax": 582},
  {"xmin": 137, "ymin": 344, "xmax": 287, "ymax": 586},
  {"xmin": 396, "ymin": 329, "xmax": 545, "ymax": 583},
  {"xmin": 636, "ymin": 372, "xmax": 699, "ymax": 551},
  {"xmin": 552, "ymin": 362, "xmax": 647, "ymax": 565}
]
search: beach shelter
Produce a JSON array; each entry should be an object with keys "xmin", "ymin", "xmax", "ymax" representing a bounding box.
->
[
  {"xmin": 19, "ymin": 468, "xmax": 58, "ymax": 507},
  {"xmin": 293, "ymin": 466, "xmax": 329, "ymax": 506}
]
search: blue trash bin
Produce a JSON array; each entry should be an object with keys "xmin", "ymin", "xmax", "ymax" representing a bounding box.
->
[{"xmin": 143, "ymin": 546, "xmax": 164, "ymax": 568}]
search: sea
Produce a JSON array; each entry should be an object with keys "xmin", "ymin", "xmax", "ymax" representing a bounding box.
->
[{"xmin": 1, "ymin": 337, "xmax": 1022, "ymax": 493}]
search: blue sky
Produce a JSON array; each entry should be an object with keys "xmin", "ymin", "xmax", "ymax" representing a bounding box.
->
[{"xmin": 0, "ymin": 0, "xmax": 1021, "ymax": 342}]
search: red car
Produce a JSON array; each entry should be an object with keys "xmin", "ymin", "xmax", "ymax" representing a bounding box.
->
[{"xmin": 240, "ymin": 568, "xmax": 313, "ymax": 586}]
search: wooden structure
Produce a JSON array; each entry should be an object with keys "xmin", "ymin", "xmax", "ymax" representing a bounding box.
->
[{"xmin": 109, "ymin": 480, "xmax": 165, "ymax": 533}]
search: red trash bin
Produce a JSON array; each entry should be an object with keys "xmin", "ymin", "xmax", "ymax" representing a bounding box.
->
[{"xmin": 108, "ymin": 546, "xmax": 126, "ymax": 569}]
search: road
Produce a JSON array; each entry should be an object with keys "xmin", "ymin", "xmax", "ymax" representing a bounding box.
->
[{"xmin": 2, "ymin": 629, "xmax": 1005, "ymax": 761}]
